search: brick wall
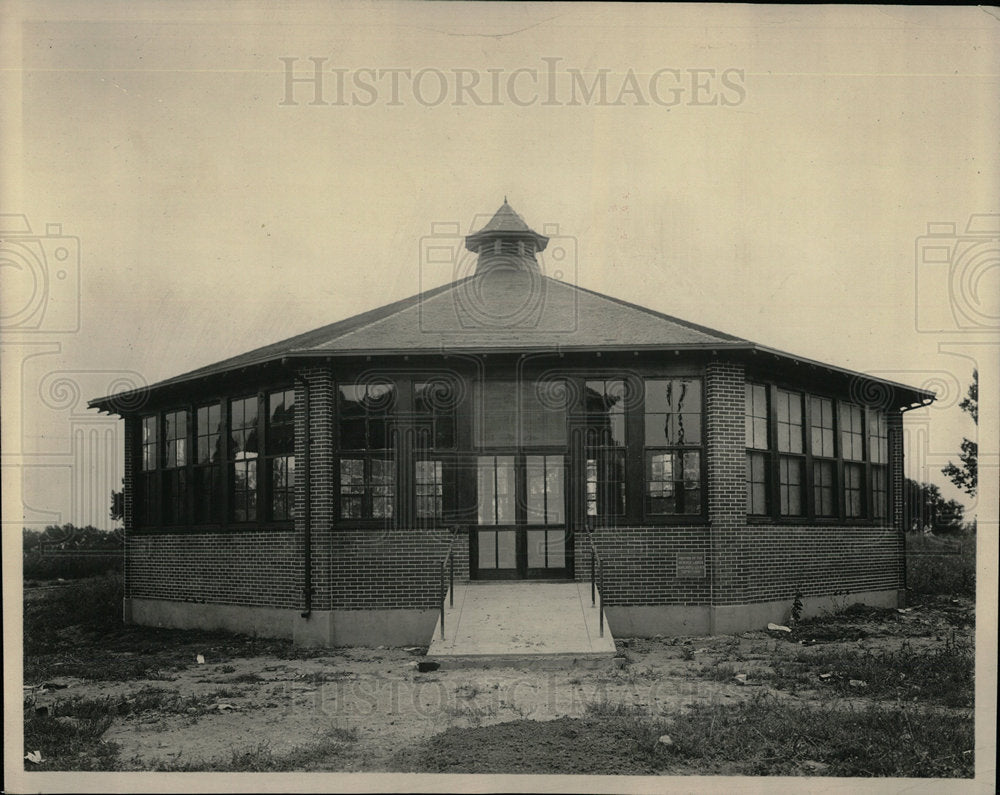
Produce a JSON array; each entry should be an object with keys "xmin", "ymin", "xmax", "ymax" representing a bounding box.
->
[
  {"xmin": 125, "ymin": 529, "xmax": 301, "ymax": 607},
  {"xmin": 330, "ymin": 527, "xmax": 467, "ymax": 610},
  {"xmin": 574, "ymin": 526, "xmax": 711, "ymax": 606},
  {"xmin": 729, "ymin": 524, "xmax": 903, "ymax": 604}
]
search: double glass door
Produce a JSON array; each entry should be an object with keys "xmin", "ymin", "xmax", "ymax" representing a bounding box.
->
[{"xmin": 472, "ymin": 453, "xmax": 571, "ymax": 579}]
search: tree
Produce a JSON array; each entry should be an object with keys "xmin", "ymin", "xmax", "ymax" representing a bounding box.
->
[
  {"xmin": 942, "ymin": 370, "xmax": 977, "ymax": 497},
  {"xmin": 904, "ymin": 478, "xmax": 966, "ymax": 535},
  {"xmin": 110, "ymin": 481, "xmax": 124, "ymax": 523}
]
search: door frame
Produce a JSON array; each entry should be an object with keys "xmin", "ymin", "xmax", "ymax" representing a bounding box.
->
[{"xmin": 470, "ymin": 451, "xmax": 574, "ymax": 580}]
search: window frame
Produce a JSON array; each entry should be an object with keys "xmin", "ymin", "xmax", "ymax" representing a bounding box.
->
[
  {"xmin": 744, "ymin": 371, "xmax": 893, "ymax": 525},
  {"xmin": 642, "ymin": 377, "xmax": 706, "ymax": 519},
  {"xmin": 131, "ymin": 379, "xmax": 295, "ymax": 534}
]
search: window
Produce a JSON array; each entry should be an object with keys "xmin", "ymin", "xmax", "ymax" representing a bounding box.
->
[
  {"xmin": 162, "ymin": 409, "xmax": 188, "ymax": 525},
  {"xmin": 844, "ymin": 463, "xmax": 864, "ymax": 518},
  {"xmin": 584, "ymin": 380, "xmax": 626, "ymax": 517},
  {"xmin": 813, "ymin": 460, "xmax": 835, "ymax": 517},
  {"xmin": 839, "ymin": 403, "xmax": 865, "ymax": 461},
  {"xmin": 415, "ymin": 459, "xmax": 444, "ymax": 519},
  {"xmin": 229, "ymin": 396, "xmax": 259, "ymax": 522},
  {"xmin": 340, "ymin": 457, "xmax": 394, "ymax": 519},
  {"xmin": 869, "ymin": 410, "xmax": 889, "ymax": 520},
  {"xmin": 268, "ymin": 389, "xmax": 296, "ymax": 521},
  {"xmin": 745, "ymin": 383, "xmax": 769, "ymax": 515},
  {"xmin": 194, "ymin": 403, "xmax": 223, "ymax": 523},
  {"xmin": 339, "ymin": 382, "xmax": 396, "ymax": 520},
  {"xmin": 645, "ymin": 378, "xmax": 702, "ymax": 515},
  {"xmin": 477, "ymin": 455, "xmax": 516, "ymax": 524},
  {"xmin": 414, "ymin": 380, "xmax": 457, "ymax": 449},
  {"xmin": 527, "ymin": 455, "xmax": 566, "ymax": 568},
  {"xmin": 779, "ymin": 456, "xmax": 804, "ymax": 516},
  {"xmin": 810, "ymin": 396, "xmax": 837, "ymax": 517},
  {"xmin": 776, "ymin": 390, "xmax": 805, "ymax": 516},
  {"xmin": 839, "ymin": 402, "xmax": 865, "ymax": 518},
  {"xmin": 139, "ymin": 414, "xmax": 158, "ymax": 526},
  {"xmin": 474, "ymin": 380, "xmax": 567, "ymax": 447},
  {"xmin": 526, "ymin": 455, "xmax": 565, "ymax": 525}
]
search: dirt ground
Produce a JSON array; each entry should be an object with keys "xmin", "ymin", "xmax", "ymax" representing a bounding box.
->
[{"xmin": 25, "ymin": 594, "xmax": 975, "ymax": 772}]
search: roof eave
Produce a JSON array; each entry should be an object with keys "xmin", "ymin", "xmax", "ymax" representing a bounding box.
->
[{"xmin": 89, "ymin": 340, "xmax": 935, "ymax": 414}]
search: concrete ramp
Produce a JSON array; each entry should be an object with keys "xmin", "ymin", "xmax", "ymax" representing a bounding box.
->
[{"xmin": 427, "ymin": 581, "xmax": 616, "ymax": 663}]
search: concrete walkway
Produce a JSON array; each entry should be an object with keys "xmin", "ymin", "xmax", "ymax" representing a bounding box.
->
[{"xmin": 427, "ymin": 580, "xmax": 616, "ymax": 658}]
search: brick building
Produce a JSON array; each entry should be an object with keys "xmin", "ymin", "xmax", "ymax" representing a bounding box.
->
[{"xmin": 89, "ymin": 202, "xmax": 935, "ymax": 646}]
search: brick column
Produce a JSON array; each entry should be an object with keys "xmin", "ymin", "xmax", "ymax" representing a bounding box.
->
[
  {"xmin": 888, "ymin": 408, "xmax": 906, "ymax": 595},
  {"xmin": 296, "ymin": 365, "xmax": 335, "ymax": 612},
  {"xmin": 705, "ymin": 360, "xmax": 747, "ymax": 617},
  {"xmin": 122, "ymin": 415, "xmax": 137, "ymax": 601}
]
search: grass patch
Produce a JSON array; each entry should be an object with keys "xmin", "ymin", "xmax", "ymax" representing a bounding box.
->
[
  {"xmin": 148, "ymin": 732, "xmax": 357, "ymax": 772},
  {"xmin": 24, "ymin": 551, "xmax": 122, "ymax": 583},
  {"xmin": 23, "ymin": 575, "xmax": 334, "ymax": 683},
  {"xmin": 771, "ymin": 638, "xmax": 973, "ymax": 707},
  {"xmin": 389, "ymin": 694, "xmax": 973, "ymax": 777},
  {"xmin": 906, "ymin": 533, "xmax": 975, "ymax": 597}
]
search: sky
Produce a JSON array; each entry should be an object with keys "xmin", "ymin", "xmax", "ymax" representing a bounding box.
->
[{"xmin": 2, "ymin": 2, "xmax": 997, "ymax": 531}]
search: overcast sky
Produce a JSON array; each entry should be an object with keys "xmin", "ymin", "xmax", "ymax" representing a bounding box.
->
[{"xmin": 2, "ymin": 3, "xmax": 997, "ymax": 530}]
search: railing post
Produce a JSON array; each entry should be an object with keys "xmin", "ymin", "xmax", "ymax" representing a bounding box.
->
[
  {"xmin": 449, "ymin": 550, "xmax": 454, "ymax": 608},
  {"xmin": 599, "ymin": 562, "xmax": 604, "ymax": 638},
  {"xmin": 440, "ymin": 560, "xmax": 445, "ymax": 640},
  {"xmin": 590, "ymin": 547, "xmax": 596, "ymax": 607}
]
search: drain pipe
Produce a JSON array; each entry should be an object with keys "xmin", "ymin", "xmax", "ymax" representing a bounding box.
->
[
  {"xmin": 898, "ymin": 397, "xmax": 935, "ymax": 598},
  {"xmin": 292, "ymin": 369, "xmax": 312, "ymax": 618}
]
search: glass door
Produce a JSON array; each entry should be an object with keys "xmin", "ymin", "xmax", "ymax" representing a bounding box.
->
[{"xmin": 471, "ymin": 453, "xmax": 571, "ymax": 579}]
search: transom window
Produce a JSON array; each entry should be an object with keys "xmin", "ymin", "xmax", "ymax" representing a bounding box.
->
[
  {"xmin": 474, "ymin": 380, "xmax": 567, "ymax": 447},
  {"xmin": 414, "ymin": 381, "xmax": 457, "ymax": 449}
]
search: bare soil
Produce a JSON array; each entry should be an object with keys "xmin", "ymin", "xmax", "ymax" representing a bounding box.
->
[{"xmin": 24, "ymin": 594, "xmax": 974, "ymax": 773}]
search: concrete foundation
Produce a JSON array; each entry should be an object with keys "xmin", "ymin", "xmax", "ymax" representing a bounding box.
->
[
  {"xmin": 604, "ymin": 605, "xmax": 711, "ymax": 637},
  {"xmin": 125, "ymin": 587, "xmax": 905, "ymax": 647},
  {"xmin": 124, "ymin": 598, "xmax": 439, "ymax": 647}
]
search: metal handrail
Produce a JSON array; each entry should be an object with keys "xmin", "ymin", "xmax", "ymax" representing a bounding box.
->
[
  {"xmin": 585, "ymin": 526, "xmax": 605, "ymax": 638},
  {"xmin": 438, "ymin": 528, "xmax": 457, "ymax": 640}
]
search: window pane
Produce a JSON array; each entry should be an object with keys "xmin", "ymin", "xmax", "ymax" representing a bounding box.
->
[
  {"xmin": 415, "ymin": 459, "xmax": 443, "ymax": 519},
  {"xmin": 586, "ymin": 380, "xmax": 626, "ymax": 447},
  {"xmin": 813, "ymin": 460, "xmax": 835, "ymax": 516},
  {"xmin": 646, "ymin": 450, "xmax": 700, "ymax": 515},
  {"xmin": 779, "ymin": 456, "xmax": 804, "ymax": 516},
  {"xmin": 746, "ymin": 451, "xmax": 768, "ymax": 514},
  {"xmin": 745, "ymin": 384, "xmax": 769, "ymax": 449},
  {"xmin": 142, "ymin": 415, "xmax": 157, "ymax": 471},
  {"xmin": 647, "ymin": 379, "xmax": 702, "ymax": 446},
  {"xmin": 495, "ymin": 456, "xmax": 515, "ymax": 524}
]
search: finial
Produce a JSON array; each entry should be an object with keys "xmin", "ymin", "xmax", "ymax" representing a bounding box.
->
[{"xmin": 504, "ymin": 195, "xmax": 508, "ymax": 203}]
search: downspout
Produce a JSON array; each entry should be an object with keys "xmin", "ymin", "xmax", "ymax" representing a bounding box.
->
[
  {"xmin": 293, "ymin": 370, "xmax": 312, "ymax": 618},
  {"xmin": 897, "ymin": 397, "xmax": 935, "ymax": 597}
]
